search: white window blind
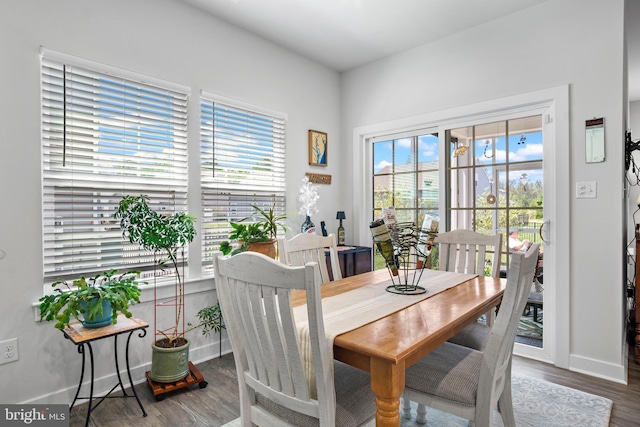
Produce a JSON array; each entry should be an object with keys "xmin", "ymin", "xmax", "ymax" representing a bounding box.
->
[
  {"xmin": 200, "ymin": 96, "xmax": 286, "ymax": 271},
  {"xmin": 41, "ymin": 53, "xmax": 189, "ymax": 280}
]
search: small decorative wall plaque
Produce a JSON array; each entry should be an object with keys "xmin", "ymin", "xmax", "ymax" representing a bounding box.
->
[{"xmin": 306, "ymin": 172, "xmax": 332, "ymax": 185}]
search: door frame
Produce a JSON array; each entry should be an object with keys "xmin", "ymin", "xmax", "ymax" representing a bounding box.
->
[{"xmin": 352, "ymin": 85, "xmax": 570, "ymax": 368}]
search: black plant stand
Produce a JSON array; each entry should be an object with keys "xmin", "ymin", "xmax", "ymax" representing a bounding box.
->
[{"xmin": 62, "ymin": 315, "xmax": 148, "ymax": 427}]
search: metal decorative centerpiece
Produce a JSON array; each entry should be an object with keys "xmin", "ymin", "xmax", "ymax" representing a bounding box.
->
[{"xmin": 370, "ymin": 211, "xmax": 439, "ymax": 295}]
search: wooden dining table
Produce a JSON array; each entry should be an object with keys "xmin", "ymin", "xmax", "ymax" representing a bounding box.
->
[{"xmin": 291, "ymin": 268, "xmax": 506, "ymax": 427}]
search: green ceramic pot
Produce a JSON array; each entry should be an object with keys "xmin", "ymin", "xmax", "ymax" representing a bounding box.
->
[{"xmin": 149, "ymin": 338, "xmax": 190, "ymax": 383}]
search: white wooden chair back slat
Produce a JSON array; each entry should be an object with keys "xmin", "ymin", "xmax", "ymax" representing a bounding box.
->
[
  {"xmin": 214, "ymin": 251, "xmax": 343, "ymax": 426},
  {"xmin": 435, "ymin": 229, "xmax": 502, "ymax": 278},
  {"xmin": 477, "ymin": 244, "xmax": 540, "ymax": 419},
  {"xmin": 278, "ymin": 233, "xmax": 342, "ymax": 283},
  {"xmin": 434, "ymin": 229, "xmax": 503, "ymax": 327},
  {"xmin": 403, "ymin": 244, "xmax": 540, "ymax": 427}
]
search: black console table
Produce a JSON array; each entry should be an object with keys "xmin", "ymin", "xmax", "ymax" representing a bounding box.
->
[
  {"xmin": 326, "ymin": 245, "xmax": 372, "ymax": 281},
  {"xmin": 62, "ymin": 315, "xmax": 148, "ymax": 427}
]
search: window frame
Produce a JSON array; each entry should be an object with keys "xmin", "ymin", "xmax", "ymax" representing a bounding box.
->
[
  {"xmin": 41, "ymin": 48, "xmax": 190, "ymax": 283},
  {"xmin": 371, "ymin": 132, "xmax": 440, "ymax": 226},
  {"xmin": 354, "ymin": 86, "xmax": 569, "ymax": 366},
  {"xmin": 199, "ymin": 92, "xmax": 287, "ymax": 273}
]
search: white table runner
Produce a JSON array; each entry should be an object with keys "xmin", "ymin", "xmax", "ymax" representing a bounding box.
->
[{"xmin": 294, "ymin": 269, "xmax": 478, "ymax": 396}]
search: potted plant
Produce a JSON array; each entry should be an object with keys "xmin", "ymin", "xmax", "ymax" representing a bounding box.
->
[
  {"xmin": 114, "ymin": 194, "xmax": 197, "ymax": 383},
  {"xmin": 221, "ymin": 204, "xmax": 288, "ymax": 258},
  {"xmin": 191, "ymin": 304, "xmax": 224, "ymax": 338},
  {"xmin": 39, "ymin": 269, "xmax": 142, "ymax": 330}
]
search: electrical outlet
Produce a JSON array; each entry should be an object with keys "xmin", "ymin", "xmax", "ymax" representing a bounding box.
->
[
  {"xmin": 576, "ymin": 181, "xmax": 597, "ymax": 199},
  {"xmin": 0, "ymin": 338, "xmax": 18, "ymax": 365}
]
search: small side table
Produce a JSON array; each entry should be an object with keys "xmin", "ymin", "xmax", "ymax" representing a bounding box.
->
[
  {"xmin": 62, "ymin": 315, "xmax": 148, "ymax": 427},
  {"xmin": 326, "ymin": 245, "xmax": 372, "ymax": 281}
]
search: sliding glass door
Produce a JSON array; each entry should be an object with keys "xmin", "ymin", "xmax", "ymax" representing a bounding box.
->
[{"xmin": 446, "ymin": 115, "xmax": 545, "ymax": 348}]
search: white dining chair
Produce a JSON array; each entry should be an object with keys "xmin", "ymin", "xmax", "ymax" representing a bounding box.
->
[
  {"xmin": 435, "ymin": 229, "xmax": 502, "ymax": 278},
  {"xmin": 402, "ymin": 244, "xmax": 540, "ymax": 426},
  {"xmin": 435, "ymin": 229, "xmax": 502, "ymax": 338},
  {"xmin": 213, "ymin": 251, "xmax": 376, "ymax": 427},
  {"xmin": 278, "ymin": 233, "xmax": 342, "ymax": 283}
]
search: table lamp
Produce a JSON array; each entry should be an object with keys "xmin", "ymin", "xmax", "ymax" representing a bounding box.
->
[{"xmin": 336, "ymin": 211, "xmax": 346, "ymax": 245}]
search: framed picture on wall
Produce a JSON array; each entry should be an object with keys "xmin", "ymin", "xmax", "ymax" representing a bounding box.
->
[{"xmin": 308, "ymin": 130, "xmax": 328, "ymax": 166}]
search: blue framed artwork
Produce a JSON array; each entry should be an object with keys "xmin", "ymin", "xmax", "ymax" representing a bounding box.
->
[{"xmin": 308, "ymin": 129, "xmax": 328, "ymax": 166}]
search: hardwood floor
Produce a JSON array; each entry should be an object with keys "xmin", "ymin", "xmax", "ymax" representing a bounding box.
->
[
  {"xmin": 69, "ymin": 354, "xmax": 241, "ymax": 427},
  {"xmin": 70, "ymin": 350, "xmax": 640, "ymax": 426}
]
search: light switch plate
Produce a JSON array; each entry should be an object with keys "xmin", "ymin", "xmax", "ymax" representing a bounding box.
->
[{"xmin": 576, "ymin": 181, "xmax": 597, "ymax": 198}]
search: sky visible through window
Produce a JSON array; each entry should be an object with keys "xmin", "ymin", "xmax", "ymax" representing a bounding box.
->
[
  {"xmin": 374, "ymin": 131, "xmax": 542, "ymax": 183},
  {"xmin": 482, "ymin": 131, "xmax": 544, "ymax": 185},
  {"xmin": 373, "ymin": 134, "xmax": 439, "ymax": 173}
]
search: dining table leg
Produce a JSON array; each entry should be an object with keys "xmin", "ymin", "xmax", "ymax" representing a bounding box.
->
[{"xmin": 370, "ymin": 358, "xmax": 405, "ymax": 427}]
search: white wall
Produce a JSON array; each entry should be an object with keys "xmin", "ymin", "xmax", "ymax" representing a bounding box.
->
[
  {"xmin": 0, "ymin": 0, "xmax": 345, "ymax": 404},
  {"xmin": 0, "ymin": 0, "xmax": 631, "ymax": 406},
  {"xmin": 341, "ymin": 0, "xmax": 627, "ymax": 382}
]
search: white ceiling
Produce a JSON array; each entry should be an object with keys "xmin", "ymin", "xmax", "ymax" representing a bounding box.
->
[
  {"xmin": 181, "ymin": 0, "xmax": 638, "ymax": 100},
  {"xmin": 180, "ymin": 0, "xmax": 547, "ymax": 72}
]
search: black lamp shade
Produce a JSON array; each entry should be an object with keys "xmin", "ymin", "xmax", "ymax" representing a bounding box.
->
[{"xmin": 336, "ymin": 211, "xmax": 346, "ymax": 220}]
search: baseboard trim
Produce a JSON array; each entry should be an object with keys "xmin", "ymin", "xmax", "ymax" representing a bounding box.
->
[
  {"xmin": 569, "ymin": 353, "xmax": 627, "ymax": 385},
  {"xmin": 22, "ymin": 339, "xmax": 231, "ymax": 405}
]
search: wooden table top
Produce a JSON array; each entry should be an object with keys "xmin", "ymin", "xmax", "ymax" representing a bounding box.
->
[
  {"xmin": 62, "ymin": 315, "xmax": 149, "ymax": 345},
  {"xmin": 292, "ymin": 268, "xmax": 505, "ymax": 370}
]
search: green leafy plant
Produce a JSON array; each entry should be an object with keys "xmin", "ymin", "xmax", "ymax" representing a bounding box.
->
[
  {"xmin": 219, "ymin": 240, "xmax": 233, "ymax": 256},
  {"xmin": 115, "ymin": 195, "xmax": 196, "ymax": 256},
  {"xmin": 190, "ymin": 303, "xmax": 224, "ymax": 336},
  {"xmin": 248, "ymin": 204, "xmax": 288, "ymax": 240},
  {"xmin": 114, "ymin": 195, "xmax": 197, "ymax": 347},
  {"xmin": 39, "ymin": 269, "xmax": 142, "ymax": 330},
  {"xmin": 221, "ymin": 204, "xmax": 288, "ymax": 255},
  {"xmin": 229, "ymin": 221, "xmax": 271, "ymax": 244}
]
